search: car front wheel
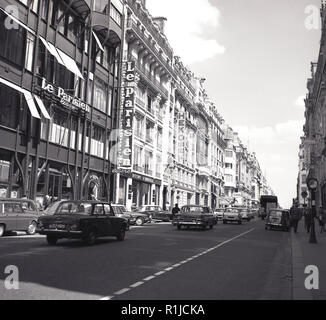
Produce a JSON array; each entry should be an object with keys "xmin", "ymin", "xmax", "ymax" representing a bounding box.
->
[
  {"xmin": 135, "ymin": 218, "xmax": 144, "ymax": 226},
  {"xmin": 0, "ymin": 224, "xmax": 5, "ymax": 237},
  {"xmin": 27, "ymin": 221, "xmax": 37, "ymax": 235},
  {"xmin": 47, "ymin": 235, "xmax": 58, "ymax": 245}
]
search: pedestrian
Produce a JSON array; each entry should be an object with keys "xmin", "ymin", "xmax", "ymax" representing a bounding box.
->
[
  {"xmin": 290, "ymin": 203, "xmax": 302, "ymax": 233},
  {"xmin": 318, "ymin": 207, "xmax": 326, "ymax": 233},
  {"xmin": 304, "ymin": 206, "xmax": 312, "ymax": 233},
  {"xmin": 171, "ymin": 203, "xmax": 180, "ymax": 220},
  {"xmin": 43, "ymin": 194, "xmax": 51, "ymax": 210}
]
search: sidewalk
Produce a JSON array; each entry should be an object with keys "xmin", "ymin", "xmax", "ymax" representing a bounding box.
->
[{"xmin": 291, "ymin": 220, "xmax": 326, "ymax": 300}]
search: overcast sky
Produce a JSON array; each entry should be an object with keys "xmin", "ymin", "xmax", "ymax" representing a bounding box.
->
[{"xmin": 147, "ymin": 0, "xmax": 321, "ymax": 208}]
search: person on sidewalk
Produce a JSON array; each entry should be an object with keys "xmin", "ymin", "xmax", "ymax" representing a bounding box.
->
[
  {"xmin": 290, "ymin": 204, "xmax": 302, "ymax": 233},
  {"xmin": 171, "ymin": 203, "xmax": 180, "ymax": 220},
  {"xmin": 304, "ymin": 206, "xmax": 312, "ymax": 233},
  {"xmin": 318, "ymin": 207, "xmax": 326, "ymax": 233}
]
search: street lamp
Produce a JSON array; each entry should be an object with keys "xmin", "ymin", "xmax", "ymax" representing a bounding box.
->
[{"xmin": 307, "ymin": 176, "xmax": 318, "ymax": 244}]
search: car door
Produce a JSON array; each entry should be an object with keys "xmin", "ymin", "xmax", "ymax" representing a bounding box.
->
[
  {"xmin": 93, "ymin": 204, "xmax": 111, "ymax": 237},
  {"xmin": 18, "ymin": 201, "xmax": 38, "ymax": 231},
  {"xmin": 104, "ymin": 204, "xmax": 119, "ymax": 235},
  {"xmin": 2, "ymin": 202, "xmax": 18, "ymax": 232}
]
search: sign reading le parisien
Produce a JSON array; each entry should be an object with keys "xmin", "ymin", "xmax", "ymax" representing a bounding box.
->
[
  {"xmin": 118, "ymin": 61, "xmax": 136, "ymax": 173},
  {"xmin": 41, "ymin": 77, "xmax": 90, "ymax": 113}
]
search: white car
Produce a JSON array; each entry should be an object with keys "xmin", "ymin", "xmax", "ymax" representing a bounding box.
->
[{"xmin": 223, "ymin": 208, "xmax": 242, "ymax": 225}]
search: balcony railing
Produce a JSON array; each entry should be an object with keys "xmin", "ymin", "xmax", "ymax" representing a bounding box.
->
[
  {"xmin": 144, "ymin": 168, "xmax": 153, "ymax": 176},
  {"xmin": 134, "ymin": 61, "xmax": 169, "ymax": 99},
  {"xmin": 126, "ymin": 0, "xmax": 173, "ymax": 59},
  {"xmin": 127, "ymin": 19, "xmax": 174, "ymax": 76}
]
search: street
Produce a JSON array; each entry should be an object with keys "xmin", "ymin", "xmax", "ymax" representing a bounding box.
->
[{"xmin": 0, "ymin": 219, "xmax": 293, "ymax": 300}]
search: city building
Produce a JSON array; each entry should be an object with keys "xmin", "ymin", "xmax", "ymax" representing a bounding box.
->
[
  {"xmin": 297, "ymin": 137, "xmax": 308, "ymax": 207},
  {"xmin": 0, "ymin": 0, "xmax": 124, "ymax": 203}
]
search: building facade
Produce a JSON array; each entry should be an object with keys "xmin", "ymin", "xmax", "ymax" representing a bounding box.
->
[{"xmin": 0, "ymin": 0, "xmax": 124, "ymax": 204}]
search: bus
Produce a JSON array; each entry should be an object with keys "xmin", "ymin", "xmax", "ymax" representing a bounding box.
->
[{"xmin": 259, "ymin": 195, "xmax": 278, "ymax": 220}]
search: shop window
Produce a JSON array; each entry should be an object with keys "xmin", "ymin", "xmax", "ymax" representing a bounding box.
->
[
  {"xmin": 49, "ymin": 111, "xmax": 69, "ymax": 147},
  {"xmin": 0, "ymin": 11, "xmax": 25, "ymax": 68},
  {"xmin": 0, "ymin": 161, "xmax": 10, "ymax": 183},
  {"xmin": 91, "ymin": 125, "xmax": 105, "ymax": 158}
]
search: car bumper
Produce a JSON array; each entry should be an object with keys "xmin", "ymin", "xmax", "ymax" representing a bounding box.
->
[
  {"xmin": 177, "ymin": 221, "xmax": 206, "ymax": 225},
  {"xmin": 38, "ymin": 229, "xmax": 83, "ymax": 237}
]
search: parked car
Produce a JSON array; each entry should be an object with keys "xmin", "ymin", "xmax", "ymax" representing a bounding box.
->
[
  {"xmin": 223, "ymin": 208, "xmax": 242, "ymax": 225},
  {"xmin": 37, "ymin": 201, "xmax": 128, "ymax": 245},
  {"xmin": 0, "ymin": 199, "xmax": 44, "ymax": 237},
  {"xmin": 265, "ymin": 209, "xmax": 290, "ymax": 231},
  {"xmin": 174, "ymin": 205, "xmax": 216, "ymax": 230},
  {"xmin": 133, "ymin": 205, "xmax": 172, "ymax": 222},
  {"xmin": 110, "ymin": 204, "xmax": 133, "ymax": 230}
]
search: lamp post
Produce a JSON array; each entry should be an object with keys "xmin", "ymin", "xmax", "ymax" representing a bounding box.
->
[{"xmin": 307, "ymin": 177, "xmax": 318, "ymax": 244}]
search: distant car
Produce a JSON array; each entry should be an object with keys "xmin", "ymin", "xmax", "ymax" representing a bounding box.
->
[
  {"xmin": 214, "ymin": 209, "xmax": 225, "ymax": 222},
  {"xmin": 0, "ymin": 199, "xmax": 44, "ymax": 237},
  {"xmin": 37, "ymin": 201, "xmax": 128, "ymax": 245},
  {"xmin": 174, "ymin": 205, "xmax": 216, "ymax": 230},
  {"xmin": 238, "ymin": 208, "xmax": 251, "ymax": 222},
  {"xmin": 223, "ymin": 208, "xmax": 242, "ymax": 225},
  {"xmin": 134, "ymin": 205, "xmax": 172, "ymax": 222}
]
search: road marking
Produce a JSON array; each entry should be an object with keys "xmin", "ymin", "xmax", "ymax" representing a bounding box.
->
[
  {"xmin": 100, "ymin": 228, "xmax": 255, "ymax": 301},
  {"xmin": 114, "ymin": 288, "xmax": 130, "ymax": 295},
  {"xmin": 130, "ymin": 281, "xmax": 144, "ymax": 288}
]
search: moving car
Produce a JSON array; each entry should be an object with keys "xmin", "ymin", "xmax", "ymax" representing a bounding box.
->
[
  {"xmin": 110, "ymin": 204, "xmax": 133, "ymax": 230},
  {"xmin": 238, "ymin": 208, "xmax": 251, "ymax": 222},
  {"xmin": 37, "ymin": 201, "xmax": 128, "ymax": 245},
  {"xmin": 265, "ymin": 209, "xmax": 290, "ymax": 231},
  {"xmin": 214, "ymin": 209, "xmax": 225, "ymax": 222},
  {"xmin": 174, "ymin": 205, "xmax": 216, "ymax": 230},
  {"xmin": 223, "ymin": 208, "xmax": 242, "ymax": 225},
  {"xmin": 134, "ymin": 205, "xmax": 172, "ymax": 222},
  {"xmin": 0, "ymin": 199, "xmax": 43, "ymax": 237}
]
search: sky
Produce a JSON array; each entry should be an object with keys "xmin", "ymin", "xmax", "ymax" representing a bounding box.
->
[{"xmin": 146, "ymin": 0, "xmax": 322, "ymax": 208}]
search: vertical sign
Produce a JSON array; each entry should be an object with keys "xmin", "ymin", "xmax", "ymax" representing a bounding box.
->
[{"xmin": 118, "ymin": 61, "xmax": 136, "ymax": 173}]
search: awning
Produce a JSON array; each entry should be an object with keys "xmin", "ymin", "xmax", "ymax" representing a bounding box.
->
[
  {"xmin": 39, "ymin": 37, "xmax": 84, "ymax": 79},
  {"xmin": 0, "ymin": 8, "xmax": 35, "ymax": 35},
  {"xmin": 34, "ymin": 95, "xmax": 51, "ymax": 120},
  {"xmin": 0, "ymin": 77, "xmax": 40, "ymax": 119},
  {"xmin": 92, "ymin": 31, "xmax": 104, "ymax": 52}
]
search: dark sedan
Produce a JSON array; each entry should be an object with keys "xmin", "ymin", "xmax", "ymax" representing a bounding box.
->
[
  {"xmin": 37, "ymin": 201, "xmax": 128, "ymax": 245},
  {"xmin": 174, "ymin": 205, "xmax": 216, "ymax": 230},
  {"xmin": 134, "ymin": 205, "xmax": 172, "ymax": 222}
]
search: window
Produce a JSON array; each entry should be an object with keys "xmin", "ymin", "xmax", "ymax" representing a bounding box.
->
[
  {"xmin": 31, "ymin": 0, "xmax": 39, "ymax": 13},
  {"xmin": 91, "ymin": 125, "xmax": 105, "ymax": 158},
  {"xmin": 0, "ymin": 11, "xmax": 25, "ymax": 68},
  {"xmin": 147, "ymin": 96, "xmax": 153, "ymax": 113},
  {"xmin": 41, "ymin": 0, "xmax": 49, "ymax": 19},
  {"xmin": 146, "ymin": 120, "xmax": 154, "ymax": 144},
  {"xmin": 157, "ymin": 127, "xmax": 162, "ymax": 149},
  {"xmin": 302, "ymin": 174, "xmax": 307, "ymax": 184},
  {"xmin": 133, "ymin": 145, "xmax": 142, "ymax": 170},
  {"xmin": 0, "ymin": 84, "xmax": 19, "ymax": 129},
  {"xmin": 0, "ymin": 161, "xmax": 10, "ymax": 183},
  {"xmin": 226, "ymin": 150, "xmax": 233, "ymax": 157},
  {"xmin": 94, "ymin": 77, "xmax": 108, "ymax": 113},
  {"xmin": 25, "ymin": 32, "xmax": 35, "ymax": 72},
  {"xmin": 110, "ymin": 5, "xmax": 122, "ymax": 26},
  {"xmin": 49, "ymin": 112, "xmax": 69, "ymax": 147},
  {"xmin": 225, "ymin": 163, "xmax": 233, "ymax": 169},
  {"xmin": 134, "ymin": 114, "xmax": 144, "ymax": 139},
  {"xmin": 144, "ymin": 151, "xmax": 153, "ymax": 175}
]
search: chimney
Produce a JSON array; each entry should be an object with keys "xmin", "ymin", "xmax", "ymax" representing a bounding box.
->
[{"xmin": 153, "ymin": 17, "xmax": 167, "ymax": 33}]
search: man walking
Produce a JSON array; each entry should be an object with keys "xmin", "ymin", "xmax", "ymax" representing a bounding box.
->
[
  {"xmin": 172, "ymin": 203, "xmax": 180, "ymax": 220},
  {"xmin": 290, "ymin": 203, "xmax": 302, "ymax": 233}
]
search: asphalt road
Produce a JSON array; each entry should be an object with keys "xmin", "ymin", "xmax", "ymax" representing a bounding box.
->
[{"xmin": 0, "ymin": 219, "xmax": 292, "ymax": 300}]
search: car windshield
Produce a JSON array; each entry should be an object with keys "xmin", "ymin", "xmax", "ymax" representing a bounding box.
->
[
  {"xmin": 182, "ymin": 206, "xmax": 209, "ymax": 213},
  {"xmin": 269, "ymin": 211, "xmax": 283, "ymax": 218},
  {"xmin": 44, "ymin": 201, "xmax": 62, "ymax": 215},
  {"xmin": 56, "ymin": 202, "xmax": 93, "ymax": 215}
]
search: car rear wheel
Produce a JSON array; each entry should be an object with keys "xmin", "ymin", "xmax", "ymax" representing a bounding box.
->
[
  {"xmin": 135, "ymin": 218, "xmax": 144, "ymax": 226},
  {"xmin": 82, "ymin": 231, "xmax": 97, "ymax": 246},
  {"xmin": 0, "ymin": 224, "xmax": 5, "ymax": 237},
  {"xmin": 117, "ymin": 226, "xmax": 126, "ymax": 241},
  {"xmin": 27, "ymin": 221, "xmax": 37, "ymax": 235},
  {"xmin": 46, "ymin": 235, "xmax": 58, "ymax": 245}
]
